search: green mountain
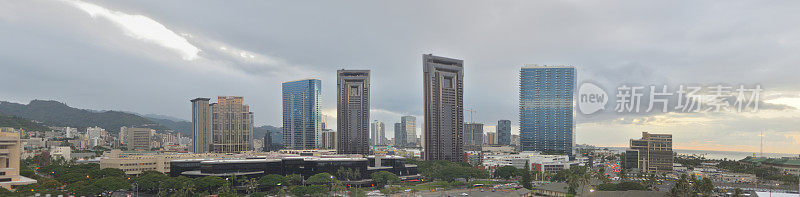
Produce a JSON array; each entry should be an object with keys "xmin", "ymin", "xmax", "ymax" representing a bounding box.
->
[
  {"xmin": 143, "ymin": 114, "xmax": 192, "ymax": 136},
  {"xmin": 0, "ymin": 114, "xmax": 51, "ymax": 132},
  {"xmin": 0, "ymin": 100, "xmax": 166, "ymax": 133}
]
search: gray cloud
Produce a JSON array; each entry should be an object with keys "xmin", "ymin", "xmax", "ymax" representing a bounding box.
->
[{"xmin": 1, "ymin": 0, "xmax": 799, "ymax": 152}]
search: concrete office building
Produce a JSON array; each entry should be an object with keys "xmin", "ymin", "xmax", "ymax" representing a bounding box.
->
[
  {"xmin": 122, "ymin": 126, "xmax": 154, "ymax": 150},
  {"xmin": 625, "ymin": 132, "xmax": 673, "ymax": 173},
  {"xmin": 422, "ymin": 54, "xmax": 464, "ymax": 162},
  {"xmin": 191, "ymin": 98, "xmax": 212, "ymax": 153},
  {"xmin": 401, "ymin": 116, "xmax": 417, "ymax": 147},
  {"xmin": 0, "ymin": 132, "xmax": 36, "ymax": 189},
  {"xmin": 99, "ymin": 149, "xmax": 230, "ymax": 175},
  {"xmin": 463, "ymin": 123, "xmax": 484, "ymax": 151},
  {"xmin": 337, "ymin": 70, "xmax": 370, "ymax": 155},
  {"xmin": 497, "ymin": 120, "xmax": 511, "ymax": 146},
  {"xmin": 394, "ymin": 122, "xmax": 406, "ymax": 147},
  {"xmin": 282, "ymin": 79, "xmax": 322, "ymax": 150},
  {"xmin": 371, "ymin": 120, "xmax": 385, "ymax": 146},
  {"xmin": 210, "ymin": 96, "xmax": 254, "ymax": 153},
  {"xmin": 519, "ymin": 65, "xmax": 576, "ymax": 155}
]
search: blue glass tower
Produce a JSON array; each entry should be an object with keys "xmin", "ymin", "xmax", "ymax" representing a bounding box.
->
[
  {"xmin": 282, "ymin": 79, "xmax": 322, "ymax": 150},
  {"xmin": 519, "ymin": 66, "xmax": 575, "ymax": 155}
]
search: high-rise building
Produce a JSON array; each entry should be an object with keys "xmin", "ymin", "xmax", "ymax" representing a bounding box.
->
[
  {"xmin": 511, "ymin": 134, "xmax": 520, "ymax": 146},
  {"xmin": 263, "ymin": 132, "xmax": 272, "ymax": 152},
  {"xmin": 321, "ymin": 129, "xmax": 337, "ymax": 149},
  {"xmin": 210, "ymin": 96, "xmax": 253, "ymax": 153},
  {"xmin": 191, "ymin": 98, "xmax": 212, "ymax": 153},
  {"xmin": 122, "ymin": 127, "xmax": 154, "ymax": 150},
  {"xmin": 371, "ymin": 120, "xmax": 385, "ymax": 146},
  {"xmin": 423, "ymin": 54, "xmax": 464, "ymax": 162},
  {"xmin": 463, "ymin": 123, "xmax": 483, "ymax": 151},
  {"xmin": 393, "ymin": 122, "xmax": 406, "ymax": 147},
  {"xmin": 86, "ymin": 126, "xmax": 105, "ymax": 139},
  {"xmin": 497, "ymin": 120, "xmax": 511, "ymax": 146},
  {"xmin": 625, "ymin": 132, "xmax": 673, "ymax": 173},
  {"xmin": 519, "ymin": 65, "xmax": 575, "ymax": 155},
  {"xmin": 282, "ymin": 79, "xmax": 322, "ymax": 150},
  {"xmin": 337, "ymin": 70, "xmax": 370, "ymax": 155},
  {"xmin": 401, "ymin": 116, "xmax": 417, "ymax": 147},
  {"xmin": 0, "ymin": 131, "xmax": 36, "ymax": 189},
  {"xmin": 485, "ymin": 132, "xmax": 497, "ymax": 145}
]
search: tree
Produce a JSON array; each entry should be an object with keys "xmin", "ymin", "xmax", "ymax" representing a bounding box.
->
[
  {"xmin": 285, "ymin": 174, "xmax": 304, "ymax": 186},
  {"xmin": 307, "ymin": 173, "xmax": 337, "ymax": 185},
  {"xmin": 97, "ymin": 168, "xmax": 126, "ymax": 178},
  {"xmin": 598, "ymin": 183, "xmax": 617, "ymax": 191},
  {"xmin": 194, "ymin": 176, "xmax": 227, "ymax": 193},
  {"xmin": 259, "ymin": 174, "xmax": 285, "ymax": 189},
  {"xmin": 695, "ymin": 177, "xmax": 714, "ymax": 195},
  {"xmin": 520, "ymin": 161, "xmax": 533, "ymax": 189},
  {"xmin": 245, "ymin": 178, "xmax": 259, "ymax": 194},
  {"xmin": 93, "ymin": 177, "xmax": 131, "ymax": 193},
  {"xmin": 732, "ymin": 188, "xmax": 744, "ymax": 197},
  {"xmin": 176, "ymin": 176, "xmax": 196, "ymax": 196},
  {"xmin": 133, "ymin": 170, "xmax": 167, "ymax": 193},
  {"xmin": 371, "ymin": 171, "xmax": 400, "ymax": 187},
  {"xmin": 494, "ymin": 166, "xmax": 518, "ymax": 179},
  {"xmin": 668, "ymin": 174, "xmax": 692, "ymax": 197}
]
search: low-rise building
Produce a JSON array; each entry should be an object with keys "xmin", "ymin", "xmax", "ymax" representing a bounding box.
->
[
  {"xmin": 99, "ymin": 149, "xmax": 230, "ymax": 175},
  {"xmin": 170, "ymin": 154, "xmax": 419, "ymax": 187},
  {"xmin": 483, "ymin": 151, "xmax": 582, "ymax": 173},
  {"xmin": 49, "ymin": 146, "xmax": 71, "ymax": 160},
  {"xmin": 740, "ymin": 156, "xmax": 800, "ymax": 176},
  {"xmin": 0, "ymin": 132, "xmax": 37, "ymax": 190}
]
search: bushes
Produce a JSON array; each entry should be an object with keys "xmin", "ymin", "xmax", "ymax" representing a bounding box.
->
[{"xmin": 597, "ymin": 182, "xmax": 645, "ymax": 191}]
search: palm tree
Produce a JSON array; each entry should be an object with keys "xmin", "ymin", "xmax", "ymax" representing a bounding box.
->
[{"xmin": 245, "ymin": 178, "xmax": 258, "ymax": 194}]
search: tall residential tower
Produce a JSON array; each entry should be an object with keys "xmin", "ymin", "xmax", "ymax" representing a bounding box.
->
[
  {"xmin": 401, "ymin": 116, "xmax": 417, "ymax": 147},
  {"xmin": 497, "ymin": 120, "xmax": 511, "ymax": 146},
  {"xmin": 371, "ymin": 120, "xmax": 385, "ymax": 146},
  {"xmin": 519, "ymin": 65, "xmax": 575, "ymax": 155},
  {"xmin": 336, "ymin": 70, "xmax": 370, "ymax": 154},
  {"xmin": 422, "ymin": 54, "xmax": 464, "ymax": 162},
  {"xmin": 282, "ymin": 79, "xmax": 322, "ymax": 150},
  {"xmin": 394, "ymin": 122, "xmax": 406, "ymax": 147},
  {"xmin": 210, "ymin": 96, "xmax": 253, "ymax": 153},
  {"xmin": 191, "ymin": 98, "xmax": 211, "ymax": 153}
]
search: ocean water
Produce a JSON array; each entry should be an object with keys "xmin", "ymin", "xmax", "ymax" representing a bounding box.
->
[{"xmin": 602, "ymin": 147, "xmax": 799, "ymax": 160}]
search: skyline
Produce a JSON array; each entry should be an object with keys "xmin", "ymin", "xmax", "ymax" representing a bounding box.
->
[{"xmin": 1, "ymin": 0, "xmax": 800, "ymax": 154}]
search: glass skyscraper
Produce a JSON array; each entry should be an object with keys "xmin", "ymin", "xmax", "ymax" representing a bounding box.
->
[
  {"xmin": 497, "ymin": 120, "xmax": 511, "ymax": 146},
  {"xmin": 282, "ymin": 79, "xmax": 322, "ymax": 150},
  {"xmin": 519, "ymin": 66, "xmax": 575, "ymax": 155}
]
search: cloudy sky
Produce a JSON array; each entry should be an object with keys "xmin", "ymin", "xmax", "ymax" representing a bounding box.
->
[{"xmin": 1, "ymin": 0, "xmax": 798, "ymax": 154}]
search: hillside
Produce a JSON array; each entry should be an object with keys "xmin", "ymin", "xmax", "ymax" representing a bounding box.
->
[
  {"xmin": 0, "ymin": 100, "xmax": 166, "ymax": 133},
  {"xmin": 255, "ymin": 125, "xmax": 282, "ymax": 144},
  {"xmin": 0, "ymin": 115, "xmax": 51, "ymax": 132},
  {"xmin": 143, "ymin": 114, "xmax": 192, "ymax": 136}
]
